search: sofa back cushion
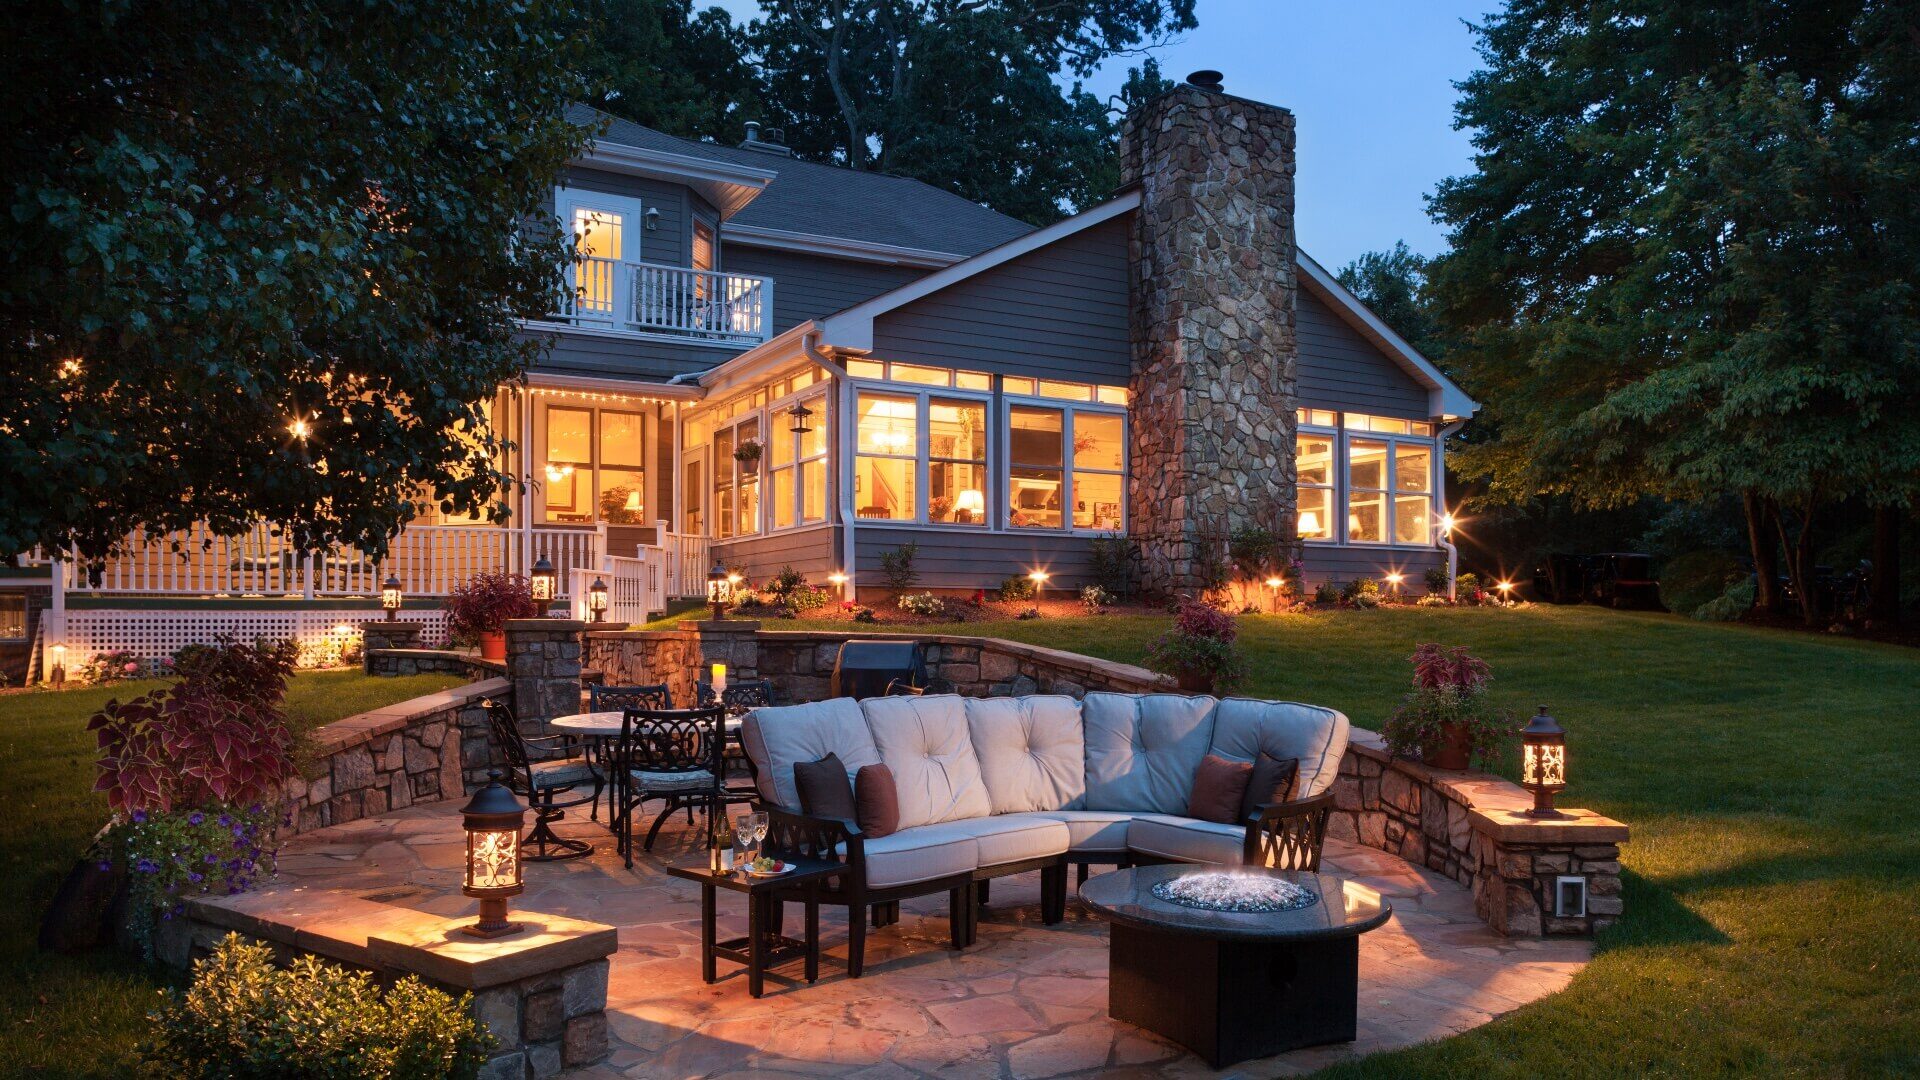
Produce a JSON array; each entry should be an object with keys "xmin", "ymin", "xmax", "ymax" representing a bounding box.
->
[
  {"xmin": 1207, "ymin": 698, "xmax": 1350, "ymax": 799},
  {"xmin": 963, "ymin": 696, "xmax": 1087, "ymax": 814},
  {"xmin": 1081, "ymin": 693, "xmax": 1218, "ymax": 813},
  {"xmin": 861, "ymin": 695, "xmax": 993, "ymax": 829},
  {"xmin": 740, "ymin": 698, "xmax": 881, "ymax": 811}
]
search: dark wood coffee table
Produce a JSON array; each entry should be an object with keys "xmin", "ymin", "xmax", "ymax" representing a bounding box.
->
[
  {"xmin": 665, "ymin": 855, "xmax": 847, "ymax": 997},
  {"xmin": 1078, "ymin": 864, "xmax": 1392, "ymax": 1068}
]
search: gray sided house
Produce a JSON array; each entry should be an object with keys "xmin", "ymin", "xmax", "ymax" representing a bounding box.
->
[{"xmin": 513, "ymin": 85, "xmax": 1474, "ymax": 600}]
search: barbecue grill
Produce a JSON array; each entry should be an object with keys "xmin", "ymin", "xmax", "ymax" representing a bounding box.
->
[{"xmin": 830, "ymin": 640, "xmax": 928, "ymax": 699}]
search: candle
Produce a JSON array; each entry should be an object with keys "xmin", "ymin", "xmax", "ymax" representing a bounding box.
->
[{"xmin": 712, "ymin": 662, "xmax": 727, "ymax": 694}]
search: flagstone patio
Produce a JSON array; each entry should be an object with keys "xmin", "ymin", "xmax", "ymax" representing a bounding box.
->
[{"xmin": 272, "ymin": 805, "xmax": 1590, "ymax": 1079}]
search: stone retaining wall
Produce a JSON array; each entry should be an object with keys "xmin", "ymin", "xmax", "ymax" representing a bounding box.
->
[{"xmin": 366, "ymin": 647, "xmax": 505, "ymax": 680}]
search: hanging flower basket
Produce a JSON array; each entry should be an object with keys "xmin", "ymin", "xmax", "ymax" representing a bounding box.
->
[{"xmin": 733, "ymin": 439, "xmax": 764, "ymax": 463}]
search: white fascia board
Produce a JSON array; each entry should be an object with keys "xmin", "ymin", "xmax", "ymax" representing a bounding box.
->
[
  {"xmin": 1295, "ymin": 251, "xmax": 1480, "ymax": 420},
  {"xmin": 819, "ymin": 191, "xmax": 1143, "ymax": 353},
  {"xmin": 523, "ymin": 370, "xmax": 706, "ymax": 401},
  {"xmin": 723, "ymin": 224, "xmax": 964, "ymax": 269},
  {"xmin": 694, "ymin": 321, "xmax": 820, "ymax": 395},
  {"xmin": 576, "ymin": 140, "xmax": 775, "ymax": 219}
]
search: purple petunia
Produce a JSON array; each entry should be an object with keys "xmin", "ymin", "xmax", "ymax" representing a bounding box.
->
[
  {"xmin": 135, "ymin": 858, "xmax": 158, "ymax": 873},
  {"xmin": 188, "ymin": 812, "xmax": 204, "ymax": 826},
  {"xmin": 131, "ymin": 810, "xmax": 147, "ymax": 824}
]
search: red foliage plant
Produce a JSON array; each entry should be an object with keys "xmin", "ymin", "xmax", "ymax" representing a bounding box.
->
[
  {"xmin": 1171, "ymin": 599, "xmax": 1237, "ymax": 644},
  {"xmin": 170, "ymin": 636, "xmax": 299, "ymax": 710},
  {"xmin": 444, "ymin": 571, "xmax": 541, "ymax": 637},
  {"xmin": 89, "ymin": 683, "xmax": 297, "ymax": 814},
  {"xmin": 1408, "ymin": 643, "xmax": 1492, "ymax": 692}
]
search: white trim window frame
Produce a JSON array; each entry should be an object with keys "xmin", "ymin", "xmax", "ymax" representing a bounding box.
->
[
  {"xmin": 1296, "ymin": 415, "xmax": 1339, "ymax": 544},
  {"xmin": 711, "ymin": 411, "xmax": 763, "ymax": 540},
  {"xmin": 1000, "ymin": 391, "xmax": 1128, "ymax": 536},
  {"xmin": 553, "ymin": 187, "xmax": 645, "ymax": 326},
  {"xmin": 764, "ymin": 386, "xmax": 830, "ymax": 533},
  {"xmin": 848, "ymin": 381, "xmax": 994, "ymax": 527},
  {"xmin": 1306, "ymin": 411, "xmax": 1439, "ymax": 549}
]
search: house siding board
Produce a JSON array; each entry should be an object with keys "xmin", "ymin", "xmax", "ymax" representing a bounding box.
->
[
  {"xmin": 1296, "ymin": 286, "xmax": 1430, "ymax": 419},
  {"xmin": 869, "ymin": 217, "xmax": 1131, "ymax": 384},
  {"xmin": 521, "ymin": 329, "xmax": 736, "ymax": 381},
  {"xmin": 723, "ymin": 247, "xmax": 925, "ymax": 334},
  {"xmin": 1301, "ymin": 545, "xmax": 1444, "ymax": 590},
  {"xmin": 852, "ymin": 527, "xmax": 1096, "ymax": 590},
  {"xmin": 561, "ymin": 166, "xmax": 690, "ymax": 268},
  {"xmin": 714, "ymin": 527, "xmax": 838, "ymax": 583}
]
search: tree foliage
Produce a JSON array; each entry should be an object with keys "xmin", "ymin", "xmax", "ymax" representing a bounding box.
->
[
  {"xmin": 1336, "ymin": 241, "xmax": 1451, "ymax": 373},
  {"xmin": 0, "ymin": 0, "xmax": 595, "ymax": 562},
  {"xmin": 581, "ymin": 0, "xmax": 763, "ymax": 140},
  {"xmin": 1427, "ymin": 1, "xmax": 1920, "ymax": 620}
]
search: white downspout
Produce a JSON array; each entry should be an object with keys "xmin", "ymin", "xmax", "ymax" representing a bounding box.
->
[
  {"xmin": 802, "ymin": 332, "xmax": 857, "ymax": 604},
  {"xmin": 1436, "ymin": 419, "xmax": 1466, "ymax": 600}
]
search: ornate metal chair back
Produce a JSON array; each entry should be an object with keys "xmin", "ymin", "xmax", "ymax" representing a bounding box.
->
[
  {"xmin": 590, "ymin": 683, "xmax": 673, "ymax": 713},
  {"xmin": 696, "ymin": 678, "xmax": 775, "ymax": 713},
  {"xmin": 616, "ymin": 706, "xmax": 726, "ymax": 778},
  {"xmin": 482, "ymin": 698, "xmax": 535, "ymax": 796}
]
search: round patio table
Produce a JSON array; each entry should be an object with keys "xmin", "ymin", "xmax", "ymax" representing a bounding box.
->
[
  {"xmin": 549, "ymin": 711, "xmax": 745, "ymax": 738},
  {"xmin": 1078, "ymin": 864, "xmax": 1392, "ymax": 1069}
]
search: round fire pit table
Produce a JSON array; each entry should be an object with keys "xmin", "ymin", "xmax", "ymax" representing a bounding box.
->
[{"xmin": 1078, "ymin": 864, "xmax": 1392, "ymax": 1068}]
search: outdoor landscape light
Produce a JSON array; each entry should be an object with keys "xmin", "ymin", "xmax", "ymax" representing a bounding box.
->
[
  {"xmin": 1264, "ymin": 576, "xmax": 1284, "ymax": 612},
  {"xmin": 529, "ymin": 556, "xmax": 557, "ymax": 610},
  {"xmin": 1439, "ymin": 512, "xmax": 1457, "ymax": 535},
  {"xmin": 380, "ymin": 574, "xmax": 403, "ymax": 621},
  {"xmin": 1497, "ymin": 579, "xmax": 1516, "ymax": 599},
  {"xmin": 288, "ymin": 416, "xmax": 311, "ymax": 440},
  {"xmin": 1385, "ymin": 571, "xmax": 1405, "ymax": 597},
  {"xmin": 49, "ymin": 644, "xmax": 66, "ymax": 688},
  {"xmin": 1028, "ymin": 569, "xmax": 1050, "ymax": 593},
  {"xmin": 827, "ymin": 571, "xmax": 848, "ymax": 587},
  {"xmin": 460, "ymin": 771, "xmax": 526, "ymax": 938},
  {"xmin": 787, "ymin": 401, "xmax": 815, "ymax": 434},
  {"xmin": 587, "ymin": 577, "xmax": 609, "ymax": 622},
  {"xmin": 707, "ymin": 561, "xmax": 733, "ymax": 620},
  {"xmin": 1520, "ymin": 706, "xmax": 1569, "ymax": 818}
]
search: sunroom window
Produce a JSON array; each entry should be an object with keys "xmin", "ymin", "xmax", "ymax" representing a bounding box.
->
[
  {"xmin": 712, "ymin": 416, "xmax": 761, "ymax": 539},
  {"xmin": 1006, "ymin": 403, "xmax": 1125, "ymax": 531},
  {"xmin": 539, "ymin": 405, "xmax": 647, "ymax": 525},
  {"xmin": 929, "ymin": 399, "xmax": 987, "ymax": 525},
  {"xmin": 854, "ymin": 393, "xmax": 917, "ymax": 520},
  {"xmin": 1294, "ymin": 410, "xmax": 1438, "ymax": 545},
  {"xmin": 1296, "ymin": 432, "xmax": 1335, "ymax": 540},
  {"xmin": 767, "ymin": 392, "xmax": 828, "ymax": 530}
]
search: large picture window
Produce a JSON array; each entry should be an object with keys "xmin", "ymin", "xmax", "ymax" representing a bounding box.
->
[
  {"xmin": 538, "ymin": 404, "xmax": 648, "ymax": 526},
  {"xmin": 1007, "ymin": 402, "xmax": 1126, "ymax": 532},
  {"xmin": 929, "ymin": 399, "xmax": 987, "ymax": 525},
  {"xmin": 1294, "ymin": 410, "xmax": 1437, "ymax": 546},
  {"xmin": 1296, "ymin": 432, "xmax": 1335, "ymax": 540},
  {"xmin": 854, "ymin": 393, "xmax": 917, "ymax": 520}
]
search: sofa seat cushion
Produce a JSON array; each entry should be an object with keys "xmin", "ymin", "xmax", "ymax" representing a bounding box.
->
[
  {"xmin": 948, "ymin": 814, "xmax": 1071, "ymax": 869},
  {"xmin": 964, "ymin": 696, "xmax": 1086, "ymax": 814},
  {"xmin": 857, "ymin": 820, "xmax": 981, "ymax": 889},
  {"xmin": 862, "ymin": 695, "xmax": 992, "ymax": 830},
  {"xmin": 1082, "ymin": 693, "xmax": 1219, "ymax": 813},
  {"xmin": 1035, "ymin": 810, "xmax": 1137, "ymax": 853},
  {"xmin": 742, "ymin": 699, "xmax": 881, "ymax": 811},
  {"xmin": 1206, "ymin": 698, "xmax": 1350, "ymax": 799},
  {"xmin": 1126, "ymin": 814, "xmax": 1245, "ymax": 866}
]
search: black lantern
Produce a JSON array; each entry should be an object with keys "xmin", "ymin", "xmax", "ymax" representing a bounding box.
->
[
  {"xmin": 587, "ymin": 576, "xmax": 609, "ymax": 622},
  {"xmin": 460, "ymin": 770, "xmax": 526, "ymax": 938},
  {"xmin": 706, "ymin": 561, "xmax": 733, "ymax": 621},
  {"xmin": 787, "ymin": 401, "xmax": 815, "ymax": 435},
  {"xmin": 529, "ymin": 556, "xmax": 557, "ymax": 612},
  {"xmin": 1520, "ymin": 706, "xmax": 1569, "ymax": 818},
  {"xmin": 380, "ymin": 574, "xmax": 403, "ymax": 621}
]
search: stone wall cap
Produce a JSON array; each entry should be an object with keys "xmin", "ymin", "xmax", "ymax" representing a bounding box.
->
[
  {"xmin": 505, "ymin": 618, "xmax": 585, "ymax": 631},
  {"xmin": 305, "ymin": 676, "xmax": 508, "ymax": 755},
  {"xmin": 1471, "ymin": 807, "xmax": 1629, "ymax": 844},
  {"xmin": 368, "ymin": 912, "xmax": 618, "ymax": 990},
  {"xmin": 696, "ymin": 620, "xmax": 760, "ymax": 632}
]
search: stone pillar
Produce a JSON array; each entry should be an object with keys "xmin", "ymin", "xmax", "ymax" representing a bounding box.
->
[
  {"xmin": 1121, "ymin": 80, "xmax": 1300, "ymax": 598},
  {"xmin": 505, "ymin": 619, "xmax": 584, "ymax": 725},
  {"xmin": 691, "ymin": 620, "xmax": 760, "ymax": 692},
  {"xmin": 360, "ymin": 621, "xmax": 423, "ymax": 674}
]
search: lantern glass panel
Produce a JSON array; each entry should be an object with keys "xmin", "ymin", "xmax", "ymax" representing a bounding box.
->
[
  {"xmin": 1523, "ymin": 742, "xmax": 1566, "ymax": 788},
  {"xmin": 468, "ymin": 828, "xmax": 521, "ymax": 891}
]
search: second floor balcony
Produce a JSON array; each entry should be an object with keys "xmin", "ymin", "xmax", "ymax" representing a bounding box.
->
[{"xmin": 554, "ymin": 258, "xmax": 772, "ymax": 345}]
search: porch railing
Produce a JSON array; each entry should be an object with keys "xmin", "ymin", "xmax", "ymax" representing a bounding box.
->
[
  {"xmin": 659, "ymin": 530, "xmax": 711, "ymax": 599},
  {"xmin": 569, "ymin": 553, "xmax": 663, "ymax": 624},
  {"xmin": 554, "ymin": 258, "xmax": 771, "ymax": 344}
]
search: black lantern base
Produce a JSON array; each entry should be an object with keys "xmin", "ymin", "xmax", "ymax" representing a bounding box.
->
[
  {"xmin": 1523, "ymin": 790, "xmax": 1571, "ymax": 819},
  {"xmin": 462, "ymin": 896, "xmax": 524, "ymax": 938}
]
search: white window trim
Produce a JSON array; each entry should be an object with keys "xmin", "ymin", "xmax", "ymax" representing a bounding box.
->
[
  {"xmin": 850, "ymin": 382, "xmax": 995, "ymax": 528},
  {"xmin": 1298, "ymin": 412, "xmax": 1440, "ymax": 550},
  {"xmin": 763, "ymin": 387, "xmax": 830, "ymax": 534},
  {"xmin": 1000, "ymin": 392, "xmax": 1128, "ymax": 537}
]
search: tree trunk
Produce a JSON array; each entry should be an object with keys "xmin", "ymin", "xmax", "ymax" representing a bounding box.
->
[
  {"xmin": 1772, "ymin": 495, "xmax": 1821, "ymax": 626},
  {"xmin": 1870, "ymin": 503, "xmax": 1902, "ymax": 625},
  {"xmin": 1742, "ymin": 490, "xmax": 1783, "ymax": 614}
]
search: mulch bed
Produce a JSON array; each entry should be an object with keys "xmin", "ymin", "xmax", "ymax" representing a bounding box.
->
[{"xmin": 1735, "ymin": 608, "xmax": 1920, "ymax": 649}]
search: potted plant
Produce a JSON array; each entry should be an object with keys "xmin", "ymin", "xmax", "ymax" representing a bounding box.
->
[
  {"xmin": 445, "ymin": 571, "xmax": 540, "ymax": 661},
  {"xmin": 1145, "ymin": 600, "xmax": 1247, "ymax": 694},
  {"xmin": 1381, "ymin": 643, "xmax": 1515, "ymax": 770},
  {"xmin": 733, "ymin": 438, "xmax": 763, "ymax": 463}
]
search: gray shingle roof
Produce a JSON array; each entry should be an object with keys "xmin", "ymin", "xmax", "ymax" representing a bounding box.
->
[{"xmin": 569, "ymin": 105, "xmax": 1035, "ymax": 257}]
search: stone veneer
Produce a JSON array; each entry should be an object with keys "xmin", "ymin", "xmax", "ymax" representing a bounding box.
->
[
  {"xmin": 1122, "ymin": 80, "xmax": 1300, "ymax": 597},
  {"xmin": 365, "ymin": 646, "xmax": 505, "ymax": 679}
]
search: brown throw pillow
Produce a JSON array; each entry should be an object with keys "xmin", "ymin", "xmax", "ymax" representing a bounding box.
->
[
  {"xmin": 794, "ymin": 753, "xmax": 857, "ymax": 822},
  {"xmin": 1187, "ymin": 754, "xmax": 1256, "ymax": 825},
  {"xmin": 1240, "ymin": 753, "xmax": 1300, "ymax": 824},
  {"xmin": 854, "ymin": 764, "xmax": 899, "ymax": 839}
]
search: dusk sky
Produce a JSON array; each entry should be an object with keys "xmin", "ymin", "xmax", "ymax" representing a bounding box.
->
[{"xmin": 705, "ymin": 0, "xmax": 1502, "ymax": 269}]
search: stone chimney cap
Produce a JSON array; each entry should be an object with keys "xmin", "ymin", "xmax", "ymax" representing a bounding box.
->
[{"xmin": 1185, "ymin": 70, "xmax": 1225, "ymax": 92}]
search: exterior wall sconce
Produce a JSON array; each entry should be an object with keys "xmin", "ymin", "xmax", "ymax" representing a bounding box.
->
[
  {"xmin": 530, "ymin": 557, "xmax": 557, "ymax": 612},
  {"xmin": 381, "ymin": 574, "xmax": 404, "ymax": 621},
  {"xmin": 587, "ymin": 577, "xmax": 609, "ymax": 622},
  {"xmin": 707, "ymin": 562, "xmax": 733, "ymax": 621},
  {"xmin": 1520, "ymin": 706, "xmax": 1569, "ymax": 818},
  {"xmin": 787, "ymin": 402, "xmax": 814, "ymax": 435},
  {"xmin": 643, "ymin": 207, "xmax": 661, "ymax": 231},
  {"xmin": 461, "ymin": 770, "xmax": 526, "ymax": 938}
]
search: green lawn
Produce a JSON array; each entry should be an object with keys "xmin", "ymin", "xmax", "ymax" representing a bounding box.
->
[
  {"xmin": 8, "ymin": 610, "xmax": 1920, "ymax": 1075},
  {"xmin": 1, "ymin": 669, "xmax": 466, "ymax": 1077}
]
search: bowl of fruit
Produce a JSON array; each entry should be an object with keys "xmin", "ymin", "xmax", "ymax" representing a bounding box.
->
[{"xmin": 745, "ymin": 855, "xmax": 790, "ymax": 877}]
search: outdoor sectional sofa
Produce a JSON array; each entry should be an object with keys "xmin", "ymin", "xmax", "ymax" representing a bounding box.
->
[{"xmin": 740, "ymin": 691, "xmax": 1350, "ymax": 974}]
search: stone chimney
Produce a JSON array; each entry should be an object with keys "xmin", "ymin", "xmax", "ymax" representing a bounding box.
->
[{"xmin": 1121, "ymin": 74, "xmax": 1299, "ymax": 598}]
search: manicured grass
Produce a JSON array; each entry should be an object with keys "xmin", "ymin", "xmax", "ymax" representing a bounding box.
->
[
  {"xmin": 0, "ymin": 669, "xmax": 465, "ymax": 1077},
  {"xmin": 702, "ymin": 605, "xmax": 1920, "ymax": 1075}
]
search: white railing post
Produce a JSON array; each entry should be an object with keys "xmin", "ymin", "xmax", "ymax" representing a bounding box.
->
[{"xmin": 43, "ymin": 554, "xmax": 67, "ymax": 683}]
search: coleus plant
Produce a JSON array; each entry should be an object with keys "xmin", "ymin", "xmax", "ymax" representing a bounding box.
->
[{"xmin": 89, "ymin": 682, "xmax": 297, "ymax": 814}]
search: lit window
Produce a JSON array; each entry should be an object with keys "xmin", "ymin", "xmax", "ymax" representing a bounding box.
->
[
  {"xmin": 1096, "ymin": 385, "xmax": 1130, "ymax": 406},
  {"xmin": 1008, "ymin": 406, "xmax": 1064, "ymax": 529},
  {"xmin": 1298, "ymin": 408, "xmax": 1337, "ymax": 428},
  {"xmin": 1347, "ymin": 438, "xmax": 1389, "ymax": 543},
  {"xmin": 712, "ymin": 415, "xmax": 762, "ymax": 539},
  {"xmin": 845, "ymin": 358, "xmax": 885, "ymax": 379},
  {"xmin": 767, "ymin": 392, "xmax": 828, "ymax": 531},
  {"xmin": 890, "ymin": 363, "xmax": 950, "ymax": 387},
  {"xmin": 1394, "ymin": 443, "xmax": 1433, "ymax": 544},
  {"xmin": 599, "ymin": 411, "xmax": 645, "ymax": 523},
  {"xmin": 0, "ymin": 595, "xmax": 25, "ymax": 641},
  {"xmin": 1007, "ymin": 404, "xmax": 1126, "ymax": 531},
  {"xmin": 854, "ymin": 394, "xmax": 917, "ymax": 520},
  {"xmin": 955, "ymin": 370, "xmax": 992, "ymax": 391},
  {"xmin": 1002, "ymin": 377, "xmax": 1036, "ymax": 396},
  {"xmin": 929, "ymin": 400, "xmax": 987, "ymax": 525},
  {"xmin": 542, "ymin": 407, "xmax": 592, "ymax": 523},
  {"xmin": 1038, "ymin": 380, "xmax": 1092, "ymax": 402},
  {"xmin": 1296, "ymin": 434, "xmax": 1335, "ymax": 540}
]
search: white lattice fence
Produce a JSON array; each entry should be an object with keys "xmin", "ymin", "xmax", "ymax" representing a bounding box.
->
[{"xmin": 53, "ymin": 608, "xmax": 449, "ymax": 671}]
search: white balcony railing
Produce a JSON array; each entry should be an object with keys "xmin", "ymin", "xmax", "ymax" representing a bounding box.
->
[{"xmin": 555, "ymin": 258, "xmax": 771, "ymax": 345}]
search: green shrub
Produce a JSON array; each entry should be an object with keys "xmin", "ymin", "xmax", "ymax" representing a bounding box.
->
[
  {"xmin": 878, "ymin": 543, "xmax": 919, "ymax": 591},
  {"xmin": 1693, "ymin": 576, "xmax": 1756, "ymax": 622},
  {"xmin": 1423, "ymin": 566, "xmax": 1451, "ymax": 594},
  {"xmin": 852, "ymin": 607, "xmax": 879, "ymax": 623},
  {"xmin": 1087, "ymin": 533, "xmax": 1134, "ymax": 597},
  {"xmin": 765, "ymin": 566, "xmax": 805, "ymax": 598},
  {"xmin": 1661, "ymin": 550, "xmax": 1747, "ymax": 617},
  {"xmin": 786, "ymin": 584, "xmax": 833, "ymax": 611},
  {"xmin": 1343, "ymin": 578, "xmax": 1382, "ymax": 608},
  {"xmin": 143, "ymin": 934, "xmax": 491, "ymax": 1079},
  {"xmin": 998, "ymin": 574, "xmax": 1037, "ymax": 602},
  {"xmin": 1313, "ymin": 581, "xmax": 1342, "ymax": 604},
  {"xmin": 1080, "ymin": 584, "xmax": 1114, "ymax": 612}
]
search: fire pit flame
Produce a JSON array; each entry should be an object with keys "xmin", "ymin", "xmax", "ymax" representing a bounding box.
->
[{"xmin": 1150, "ymin": 871, "xmax": 1319, "ymax": 914}]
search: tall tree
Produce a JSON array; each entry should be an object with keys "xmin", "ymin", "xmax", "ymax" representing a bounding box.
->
[
  {"xmin": 0, "ymin": 0, "xmax": 593, "ymax": 563},
  {"xmin": 1428, "ymin": 1, "xmax": 1920, "ymax": 623},
  {"xmin": 747, "ymin": 0, "xmax": 1195, "ymax": 222},
  {"xmin": 580, "ymin": 0, "xmax": 763, "ymax": 141},
  {"xmin": 1336, "ymin": 242, "xmax": 1449, "ymax": 365}
]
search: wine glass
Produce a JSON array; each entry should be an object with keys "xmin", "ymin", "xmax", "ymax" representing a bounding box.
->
[
  {"xmin": 750, "ymin": 811, "xmax": 769, "ymax": 865},
  {"xmin": 734, "ymin": 814, "xmax": 755, "ymax": 867}
]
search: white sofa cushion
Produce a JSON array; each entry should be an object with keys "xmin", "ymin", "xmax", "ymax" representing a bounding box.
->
[
  {"xmin": 946, "ymin": 814, "xmax": 1072, "ymax": 867},
  {"xmin": 1126, "ymin": 814, "xmax": 1246, "ymax": 865},
  {"xmin": 859, "ymin": 820, "xmax": 981, "ymax": 889},
  {"xmin": 740, "ymin": 698, "xmax": 881, "ymax": 811},
  {"xmin": 963, "ymin": 696, "xmax": 1087, "ymax": 814},
  {"xmin": 1207, "ymin": 698, "xmax": 1351, "ymax": 799},
  {"xmin": 1081, "ymin": 693, "xmax": 1218, "ymax": 813},
  {"xmin": 862, "ymin": 695, "xmax": 993, "ymax": 830},
  {"xmin": 1035, "ymin": 810, "xmax": 1137, "ymax": 852}
]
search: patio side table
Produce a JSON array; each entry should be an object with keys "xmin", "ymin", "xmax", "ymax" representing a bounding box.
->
[{"xmin": 664, "ymin": 855, "xmax": 847, "ymax": 998}]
